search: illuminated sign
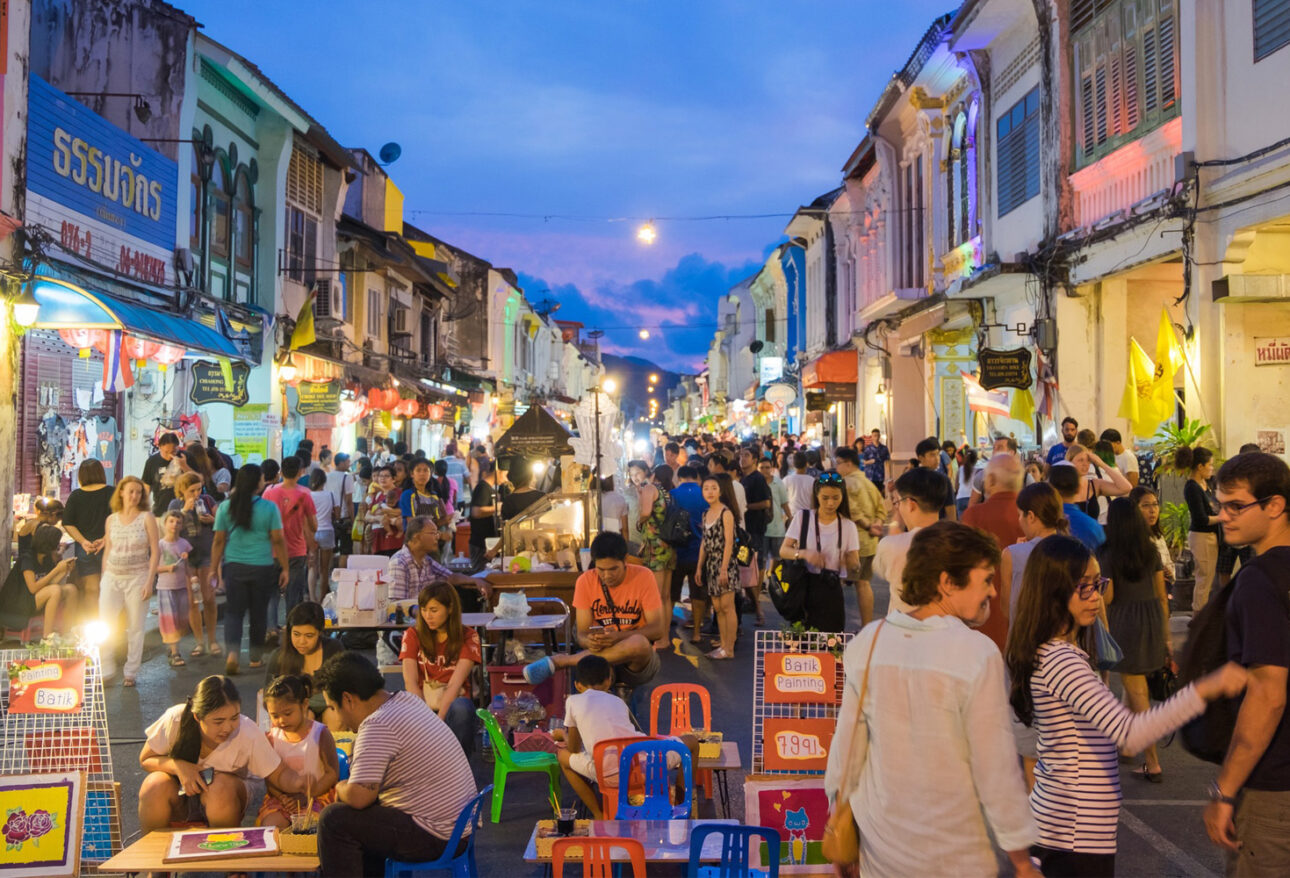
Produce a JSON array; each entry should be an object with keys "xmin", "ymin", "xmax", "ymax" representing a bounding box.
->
[
  {"xmin": 26, "ymin": 74, "xmax": 177, "ymax": 284},
  {"xmin": 764, "ymin": 652, "xmax": 838, "ymax": 704},
  {"xmin": 759, "ymin": 356, "xmax": 784, "ymax": 383}
]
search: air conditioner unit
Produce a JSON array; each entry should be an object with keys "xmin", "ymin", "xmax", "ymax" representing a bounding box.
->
[{"xmin": 390, "ymin": 307, "xmax": 412, "ymax": 336}]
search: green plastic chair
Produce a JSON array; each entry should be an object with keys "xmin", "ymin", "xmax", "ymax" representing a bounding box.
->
[{"xmin": 475, "ymin": 708, "xmax": 562, "ymax": 823}]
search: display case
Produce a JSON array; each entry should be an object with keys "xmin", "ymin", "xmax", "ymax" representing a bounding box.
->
[{"xmin": 501, "ymin": 490, "xmax": 600, "ymax": 563}]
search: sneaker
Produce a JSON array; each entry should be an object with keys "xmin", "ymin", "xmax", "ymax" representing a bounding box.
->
[{"xmin": 523, "ymin": 656, "xmax": 555, "ymax": 685}]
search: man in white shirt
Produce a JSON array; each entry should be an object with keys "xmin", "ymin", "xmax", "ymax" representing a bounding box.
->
[
  {"xmin": 327, "ymin": 453, "xmax": 355, "ymax": 555},
  {"xmin": 874, "ymin": 468, "xmax": 952, "ymax": 615},
  {"xmin": 783, "ymin": 451, "xmax": 815, "ymax": 517},
  {"xmin": 1101, "ymin": 428, "xmax": 1140, "ymax": 487}
]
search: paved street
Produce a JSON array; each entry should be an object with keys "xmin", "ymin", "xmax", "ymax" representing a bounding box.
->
[{"xmin": 86, "ymin": 581, "xmax": 1228, "ymax": 877}]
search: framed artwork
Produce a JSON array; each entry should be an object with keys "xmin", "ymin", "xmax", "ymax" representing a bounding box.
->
[
  {"xmin": 163, "ymin": 826, "xmax": 279, "ymax": 863},
  {"xmin": 0, "ymin": 771, "xmax": 86, "ymax": 878},
  {"xmin": 743, "ymin": 774, "xmax": 830, "ymax": 872}
]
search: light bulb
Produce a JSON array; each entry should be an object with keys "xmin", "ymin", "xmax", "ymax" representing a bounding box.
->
[{"xmin": 11, "ymin": 290, "xmax": 40, "ymax": 327}]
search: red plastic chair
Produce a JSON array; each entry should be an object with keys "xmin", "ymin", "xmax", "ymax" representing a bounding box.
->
[
  {"xmin": 649, "ymin": 683, "xmax": 713, "ymax": 799},
  {"xmin": 591, "ymin": 735, "xmax": 658, "ymax": 819},
  {"xmin": 551, "ymin": 836, "xmax": 647, "ymax": 878}
]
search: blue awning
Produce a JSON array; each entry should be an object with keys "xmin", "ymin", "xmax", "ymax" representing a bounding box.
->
[{"xmin": 27, "ymin": 277, "xmax": 243, "ymax": 359}]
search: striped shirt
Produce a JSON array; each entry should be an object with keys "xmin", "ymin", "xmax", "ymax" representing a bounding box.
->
[
  {"xmin": 349, "ymin": 691, "xmax": 476, "ymax": 839},
  {"xmin": 1029, "ymin": 640, "xmax": 1205, "ymax": 853}
]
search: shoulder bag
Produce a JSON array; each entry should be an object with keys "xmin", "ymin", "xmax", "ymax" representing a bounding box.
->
[
  {"xmin": 767, "ymin": 512, "xmax": 812, "ymax": 622},
  {"xmin": 822, "ymin": 620, "xmax": 885, "ymax": 866}
]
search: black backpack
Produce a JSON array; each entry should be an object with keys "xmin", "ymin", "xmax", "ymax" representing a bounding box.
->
[
  {"xmin": 659, "ymin": 494, "xmax": 693, "ymax": 547},
  {"xmin": 1177, "ymin": 576, "xmax": 1243, "ymax": 763}
]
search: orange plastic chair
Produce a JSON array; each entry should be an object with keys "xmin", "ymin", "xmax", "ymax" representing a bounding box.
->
[
  {"xmin": 591, "ymin": 735, "xmax": 658, "ymax": 819},
  {"xmin": 551, "ymin": 836, "xmax": 647, "ymax": 878},
  {"xmin": 649, "ymin": 683, "xmax": 713, "ymax": 799}
]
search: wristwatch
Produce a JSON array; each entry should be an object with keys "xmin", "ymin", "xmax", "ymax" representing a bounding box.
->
[{"xmin": 1207, "ymin": 780, "xmax": 1238, "ymax": 807}]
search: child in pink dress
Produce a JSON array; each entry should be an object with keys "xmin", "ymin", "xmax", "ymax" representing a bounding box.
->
[{"xmin": 255, "ymin": 674, "xmax": 340, "ymax": 828}]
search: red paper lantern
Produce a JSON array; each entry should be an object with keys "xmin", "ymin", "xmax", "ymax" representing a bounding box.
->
[
  {"xmin": 428, "ymin": 403, "xmax": 444, "ymax": 421},
  {"xmin": 395, "ymin": 398, "xmax": 419, "ymax": 417},
  {"xmin": 153, "ymin": 343, "xmax": 186, "ymax": 365},
  {"xmin": 367, "ymin": 387, "xmax": 400, "ymax": 411},
  {"xmin": 121, "ymin": 336, "xmax": 161, "ymax": 361}
]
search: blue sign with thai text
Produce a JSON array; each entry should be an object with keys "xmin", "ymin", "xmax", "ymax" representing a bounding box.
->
[{"xmin": 27, "ymin": 74, "xmax": 177, "ymax": 252}]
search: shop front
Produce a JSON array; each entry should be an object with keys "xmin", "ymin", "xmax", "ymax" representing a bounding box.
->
[{"xmin": 801, "ymin": 348, "xmax": 858, "ymax": 448}]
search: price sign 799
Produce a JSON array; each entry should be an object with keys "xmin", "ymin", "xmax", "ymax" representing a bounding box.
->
[{"xmin": 763, "ymin": 717, "xmax": 835, "ymax": 772}]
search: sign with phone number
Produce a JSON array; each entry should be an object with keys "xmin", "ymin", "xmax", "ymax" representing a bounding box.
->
[{"xmin": 762, "ymin": 717, "xmax": 835, "ymax": 772}]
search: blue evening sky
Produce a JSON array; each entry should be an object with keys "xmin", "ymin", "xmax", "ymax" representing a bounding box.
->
[{"xmin": 181, "ymin": 0, "xmax": 955, "ymax": 371}]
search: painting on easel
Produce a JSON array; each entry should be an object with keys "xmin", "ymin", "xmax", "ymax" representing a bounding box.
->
[{"xmin": 0, "ymin": 771, "xmax": 86, "ymax": 878}]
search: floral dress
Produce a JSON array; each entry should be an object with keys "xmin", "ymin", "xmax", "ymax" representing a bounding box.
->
[
  {"xmin": 637, "ymin": 486, "xmax": 676, "ymax": 571},
  {"xmin": 701, "ymin": 510, "xmax": 739, "ymax": 597}
]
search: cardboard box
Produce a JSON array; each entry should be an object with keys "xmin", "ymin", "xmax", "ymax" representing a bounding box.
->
[{"xmin": 336, "ymin": 573, "xmax": 388, "ymax": 626}]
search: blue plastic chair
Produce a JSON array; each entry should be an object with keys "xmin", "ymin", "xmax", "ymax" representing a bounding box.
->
[
  {"xmin": 384, "ymin": 785, "xmax": 492, "ymax": 878},
  {"xmin": 687, "ymin": 823, "xmax": 782, "ymax": 878},
  {"xmin": 336, "ymin": 748, "xmax": 350, "ymax": 781},
  {"xmin": 616, "ymin": 739, "xmax": 692, "ymax": 819}
]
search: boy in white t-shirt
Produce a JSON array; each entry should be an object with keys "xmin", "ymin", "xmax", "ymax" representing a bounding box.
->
[{"xmin": 557, "ymin": 655, "xmax": 696, "ymax": 817}]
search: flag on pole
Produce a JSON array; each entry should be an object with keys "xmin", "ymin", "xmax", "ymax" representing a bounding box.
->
[
  {"xmin": 1035, "ymin": 346, "xmax": 1059, "ymax": 420},
  {"xmin": 1152, "ymin": 306, "xmax": 1183, "ymax": 419},
  {"xmin": 1118, "ymin": 337, "xmax": 1165, "ymax": 438},
  {"xmin": 961, "ymin": 370, "xmax": 1011, "ymax": 417},
  {"xmin": 102, "ymin": 330, "xmax": 134, "ymax": 392},
  {"xmin": 289, "ymin": 285, "xmax": 317, "ymax": 350},
  {"xmin": 217, "ymin": 356, "xmax": 234, "ymax": 392},
  {"xmin": 1010, "ymin": 387, "xmax": 1036, "ymax": 425}
]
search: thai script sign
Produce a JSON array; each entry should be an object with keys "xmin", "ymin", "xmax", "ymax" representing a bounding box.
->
[
  {"xmin": 1254, "ymin": 338, "xmax": 1290, "ymax": 366},
  {"xmin": 295, "ymin": 380, "xmax": 343, "ymax": 416},
  {"xmin": 977, "ymin": 347, "xmax": 1034, "ymax": 390},
  {"xmin": 189, "ymin": 361, "xmax": 251, "ymax": 406}
]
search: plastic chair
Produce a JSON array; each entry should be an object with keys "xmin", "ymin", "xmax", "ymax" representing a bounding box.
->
[
  {"xmin": 475, "ymin": 708, "xmax": 561, "ymax": 823},
  {"xmin": 649, "ymin": 683, "xmax": 713, "ymax": 799},
  {"xmin": 591, "ymin": 736, "xmax": 657, "ymax": 819},
  {"xmin": 687, "ymin": 824, "xmax": 781, "ymax": 878},
  {"xmin": 616, "ymin": 739, "xmax": 693, "ymax": 820},
  {"xmin": 551, "ymin": 836, "xmax": 647, "ymax": 878},
  {"xmin": 385, "ymin": 784, "xmax": 491, "ymax": 878}
]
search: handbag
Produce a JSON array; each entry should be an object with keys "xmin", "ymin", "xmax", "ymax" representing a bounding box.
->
[
  {"xmin": 822, "ymin": 620, "xmax": 885, "ymax": 866},
  {"xmin": 1091, "ymin": 616, "xmax": 1124, "ymax": 671},
  {"xmin": 767, "ymin": 513, "xmax": 812, "ymax": 622},
  {"xmin": 1146, "ymin": 664, "xmax": 1179, "ymax": 702}
]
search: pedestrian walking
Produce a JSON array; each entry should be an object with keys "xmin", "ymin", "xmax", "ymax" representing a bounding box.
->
[
  {"xmin": 696, "ymin": 474, "xmax": 740, "ymax": 659},
  {"xmin": 263, "ymin": 456, "xmax": 318, "ymax": 619},
  {"xmin": 99, "ymin": 476, "xmax": 159, "ymax": 687},
  {"xmin": 62, "ymin": 458, "xmax": 112, "ymax": 617},
  {"xmin": 169, "ymin": 472, "xmax": 218, "ymax": 658},
  {"xmin": 629, "ymin": 459, "xmax": 675, "ymax": 648},
  {"xmin": 1178, "ymin": 446, "xmax": 1221, "ymax": 610},
  {"xmin": 309, "ymin": 469, "xmax": 337, "ymax": 601},
  {"xmin": 1006, "ymin": 535, "xmax": 1247, "ymax": 877},
  {"xmin": 1130, "ymin": 485, "xmax": 1175, "ymax": 591},
  {"xmin": 211, "ymin": 464, "xmax": 289, "ymax": 677},
  {"xmin": 825, "ymin": 521, "xmax": 1039, "ymax": 878},
  {"xmin": 156, "ymin": 511, "xmax": 193, "ymax": 669},
  {"xmin": 779, "ymin": 473, "xmax": 860, "ymax": 633}
]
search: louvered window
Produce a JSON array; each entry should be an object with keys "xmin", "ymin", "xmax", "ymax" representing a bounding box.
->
[
  {"xmin": 996, "ymin": 87, "xmax": 1041, "ymax": 217},
  {"xmin": 1073, "ymin": 0, "xmax": 1180, "ymax": 169},
  {"xmin": 1255, "ymin": 0, "xmax": 1290, "ymax": 61},
  {"xmin": 286, "ymin": 146, "xmax": 323, "ymax": 214}
]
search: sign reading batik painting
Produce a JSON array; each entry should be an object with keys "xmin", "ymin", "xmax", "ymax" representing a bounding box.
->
[
  {"xmin": 189, "ymin": 361, "xmax": 251, "ymax": 407},
  {"xmin": 761, "ymin": 717, "xmax": 836, "ymax": 772},
  {"xmin": 977, "ymin": 347, "xmax": 1033, "ymax": 390},
  {"xmin": 294, "ymin": 381, "xmax": 342, "ymax": 416},
  {"xmin": 1254, "ymin": 337, "xmax": 1290, "ymax": 366},
  {"xmin": 763, "ymin": 652, "xmax": 837, "ymax": 704},
  {"xmin": 25, "ymin": 75, "xmax": 178, "ymax": 286},
  {"xmin": 5, "ymin": 658, "xmax": 86, "ymax": 714}
]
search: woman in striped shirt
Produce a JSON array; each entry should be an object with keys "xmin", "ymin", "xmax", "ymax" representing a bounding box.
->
[{"xmin": 1005, "ymin": 535, "xmax": 1247, "ymax": 877}]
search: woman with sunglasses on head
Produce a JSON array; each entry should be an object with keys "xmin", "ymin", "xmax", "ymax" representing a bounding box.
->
[
  {"xmin": 780, "ymin": 472, "xmax": 860, "ymax": 633},
  {"xmin": 1006, "ymin": 535, "xmax": 1247, "ymax": 877}
]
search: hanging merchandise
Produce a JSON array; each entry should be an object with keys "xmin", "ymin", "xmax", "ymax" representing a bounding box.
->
[
  {"xmin": 37, "ymin": 410, "xmax": 70, "ymax": 496},
  {"xmin": 91, "ymin": 414, "xmax": 120, "ymax": 484},
  {"xmin": 569, "ymin": 390, "xmax": 624, "ymax": 470}
]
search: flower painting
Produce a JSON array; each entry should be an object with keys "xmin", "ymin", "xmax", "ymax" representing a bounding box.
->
[{"xmin": 0, "ymin": 772, "xmax": 85, "ymax": 878}]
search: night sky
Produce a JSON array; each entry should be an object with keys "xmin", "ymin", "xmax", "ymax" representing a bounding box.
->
[{"xmin": 181, "ymin": 0, "xmax": 956, "ymax": 371}]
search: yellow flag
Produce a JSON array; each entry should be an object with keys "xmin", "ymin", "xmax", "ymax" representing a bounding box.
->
[
  {"xmin": 217, "ymin": 356, "xmax": 234, "ymax": 392},
  {"xmin": 289, "ymin": 285, "xmax": 317, "ymax": 350},
  {"xmin": 1152, "ymin": 306, "xmax": 1183, "ymax": 418},
  {"xmin": 1118, "ymin": 338, "xmax": 1164, "ymax": 438},
  {"xmin": 1009, "ymin": 387, "xmax": 1036, "ymax": 425}
]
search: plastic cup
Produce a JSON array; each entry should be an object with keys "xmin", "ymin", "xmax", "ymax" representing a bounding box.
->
[{"xmin": 557, "ymin": 808, "xmax": 576, "ymax": 836}]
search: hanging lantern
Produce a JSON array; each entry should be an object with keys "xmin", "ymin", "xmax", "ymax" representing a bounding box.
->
[
  {"xmin": 428, "ymin": 403, "xmax": 444, "ymax": 421},
  {"xmin": 122, "ymin": 336, "xmax": 161, "ymax": 361},
  {"xmin": 395, "ymin": 398, "xmax": 419, "ymax": 418},
  {"xmin": 153, "ymin": 343, "xmax": 186, "ymax": 365}
]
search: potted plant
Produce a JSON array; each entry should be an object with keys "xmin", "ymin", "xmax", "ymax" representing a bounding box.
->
[
  {"xmin": 1159, "ymin": 501, "xmax": 1194, "ymax": 610},
  {"xmin": 1151, "ymin": 419, "xmax": 1216, "ymax": 506}
]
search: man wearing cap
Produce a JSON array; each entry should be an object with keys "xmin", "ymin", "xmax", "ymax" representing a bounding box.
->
[{"xmin": 327, "ymin": 453, "xmax": 356, "ymax": 556}]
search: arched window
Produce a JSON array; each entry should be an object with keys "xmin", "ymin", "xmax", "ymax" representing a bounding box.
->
[
  {"xmin": 964, "ymin": 100, "xmax": 979, "ymax": 241},
  {"xmin": 948, "ymin": 101, "xmax": 980, "ymax": 248},
  {"xmin": 210, "ymin": 161, "xmax": 231, "ymax": 259},
  {"xmin": 233, "ymin": 168, "xmax": 254, "ymax": 269}
]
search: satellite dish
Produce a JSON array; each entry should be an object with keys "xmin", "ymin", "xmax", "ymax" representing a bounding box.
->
[
  {"xmin": 378, "ymin": 142, "xmax": 402, "ymax": 165},
  {"xmin": 750, "ymin": 340, "xmax": 764, "ymax": 354}
]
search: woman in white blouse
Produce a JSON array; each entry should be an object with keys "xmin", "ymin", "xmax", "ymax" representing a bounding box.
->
[
  {"xmin": 825, "ymin": 521, "xmax": 1040, "ymax": 878},
  {"xmin": 1006, "ymin": 535, "xmax": 1246, "ymax": 877}
]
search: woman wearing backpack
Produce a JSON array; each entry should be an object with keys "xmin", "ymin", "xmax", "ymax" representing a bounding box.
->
[
  {"xmin": 780, "ymin": 473, "xmax": 860, "ymax": 633},
  {"xmin": 1007, "ymin": 535, "xmax": 1247, "ymax": 877}
]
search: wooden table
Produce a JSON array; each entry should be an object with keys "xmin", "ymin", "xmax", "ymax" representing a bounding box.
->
[
  {"xmin": 98, "ymin": 830, "xmax": 319, "ymax": 874},
  {"xmin": 696, "ymin": 741, "xmax": 742, "ymax": 818},
  {"xmin": 523, "ymin": 818, "xmax": 739, "ymax": 865}
]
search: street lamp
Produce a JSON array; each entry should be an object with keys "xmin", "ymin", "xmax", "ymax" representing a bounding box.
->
[
  {"xmin": 648, "ymin": 373, "xmax": 658, "ymax": 383},
  {"xmin": 11, "ymin": 288, "xmax": 40, "ymax": 327},
  {"xmin": 636, "ymin": 221, "xmax": 657, "ymax": 245},
  {"xmin": 278, "ymin": 351, "xmax": 298, "ymax": 383},
  {"xmin": 639, "ymin": 329, "xmax": 650, "ymax": 340}
]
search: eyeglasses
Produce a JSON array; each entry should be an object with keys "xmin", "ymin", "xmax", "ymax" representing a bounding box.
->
[
  {"xmin": 817, "ymin": 473, "xmax": 844, "ymax": 486},
  {"xmin": 1137, "ymin": 501, "xmax": 1160, "ymax": 510},
  {"xmin": 1217, "ymin": 497, "xmax": 1270, "ymax": 517},
  {"xmin": 1077, "ymin": 576, "xmax": 1111, "ymax": 600}
]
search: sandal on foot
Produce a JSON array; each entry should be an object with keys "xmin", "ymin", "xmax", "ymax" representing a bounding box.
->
[
  {"xmin": 209, "ymin": 643, "xmax": 223, "ymax": 657},
  {"xmin": 168, "ymin": 654, "xmax": 186, "ymax": 668},
  {"xmin": 123, "ymin": 678, "xmax": 137, "ymax": 687},
  {"xmin": 225, "ymin": 658, "xmax": 239, "ymax": 676},
  {"xmin": 706, "ymin": 647, "xmax": 734, "ymax": 660},
  {"xmin": 189, "ymin": 645, "xmax": 204, "ymax": 657},
  {"xmin": 248, "ymin": 660, "xmax": 264, "ymax": 670},
  {"xmin": 1137, "ymin": 766, "xmax": 1163, "ymax": 783}
]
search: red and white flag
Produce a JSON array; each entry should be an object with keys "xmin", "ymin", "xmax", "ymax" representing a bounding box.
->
[
  {"xmin": 102, "ymin": 330, "xmax": 134, "ymax": 392},
  {"xmin": 961, "ymin": 370, "xmax": 1010, "ymax": 417}
]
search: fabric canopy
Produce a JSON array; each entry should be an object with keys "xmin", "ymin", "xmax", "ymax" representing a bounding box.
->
[
  {"xmin": 494, "ymin": 405, "xmax": 574, "ymax": 459},
  {"xmin": 801, "ymin": 349, "xmax": 858, "ymax": 387},
  {"xmin": 28, "ymin": 277, "xmax": 242, "ymax": 359}
]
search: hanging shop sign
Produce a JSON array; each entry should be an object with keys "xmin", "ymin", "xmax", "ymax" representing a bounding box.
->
[
  {"xmin": 762, "ymin": 717, "xmax": 836, "ymax": 772},
  {"xmin": 977, "ymin": 347, "xmax": 1033, "ymax": 390},
  {"xmin": 26, "ymin": 75, "xmax": 178, "ymax": 285},
  {"xmin": 233, "ymin": 403, "xmax": 269, "ymax": 462},
  {"xmin": 5, "ymin": 657, "xmax": 87, "ymax": 714},
  {"xmin": 1254, "ymin": 337, "xmax": 1290, "ymax": 366},
  {"xmin": 805, "ymin": 392, "xmax": 831, "ymax": 412},
  {"xmin": 295, "ymin": 380, "xmax": 343, "ymax": 416},
  {"xmin": 759, "ymin": 356, "xmax": 784, "ymax": 384},
  {"xmin": 189, "ymin": 361, "xmax": 250, "ymax": 406},
  {"xmin": 763, "ymin": 652, "xmax": 837, "ymax": 705}
]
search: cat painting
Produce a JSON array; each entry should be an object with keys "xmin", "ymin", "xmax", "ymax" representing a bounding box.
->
[{"xmin": 784, "ymin": 806, "xmax": 809, "ymax": 865}]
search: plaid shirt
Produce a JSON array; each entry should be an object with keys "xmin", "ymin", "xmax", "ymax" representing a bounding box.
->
[{"xmin": 385, "ymin": 546, "xmax": 454, "ymax": 602}]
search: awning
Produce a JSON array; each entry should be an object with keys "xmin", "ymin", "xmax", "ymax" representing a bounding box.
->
[
  {"xmin": 802, "ymin": 349, "xmax": 858, "ymax": 387},
  {"xmin": 28, "ymin": 277, "xmax": 242, "ymax": 359}
]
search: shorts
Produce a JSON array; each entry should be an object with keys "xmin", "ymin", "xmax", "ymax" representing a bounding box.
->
[
  {"xmin": 315, "ymin": 529, "xmax": 336, "ymax": 550},
  {"xmin": 74, "ymin": 544, "xmax": 103, "ymax": 577},
  {"xmin": 854, "ymin": 554, "xmax": 874, "ymax": 582},
  {"xmin": 671, "ymin": 560, "xmax": 698, "ymax": 603},
  {"xmin": 766, "ymin": 536, "xmax": 784, "ymax": 562},
  {"xmin": 614, "ymin": 648, "xmax": 661, "ymax": 689},
  {"xmin": 568, "ymin": 736, "xmax": 684, "ymax": 782}
]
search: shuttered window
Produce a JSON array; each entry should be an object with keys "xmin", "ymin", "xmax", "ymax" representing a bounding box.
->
[
  {"xmin": 996, "ymin": 87, "xmax": 1041, "ymax": 217},
  {"xmin": 1073, "ymin": 0, "xmax": 1179, "ymax": 169},
  {"xmin": 1255, "ymin": 0, "xmax": 1290, "ymax": 61}
]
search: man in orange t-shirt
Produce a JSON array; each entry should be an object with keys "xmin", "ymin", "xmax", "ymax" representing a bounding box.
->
[{"xmin": 523, "ymin": 531, "xmax": 664, "ymax": 689}]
